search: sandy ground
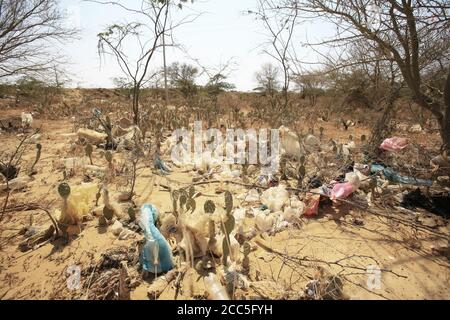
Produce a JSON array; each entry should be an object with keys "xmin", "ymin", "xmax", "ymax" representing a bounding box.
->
[{"xmin": 0, "ymin": 114, "xmax": 449, "ymax": 300}]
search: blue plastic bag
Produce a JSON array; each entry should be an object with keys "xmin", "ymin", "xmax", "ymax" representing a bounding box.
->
[
  {"xmin": 154, "ymin": 154, "xmax": 171, "ymax": 175},
  {"xmin": 371, "ymin": 164, "xmax": 433, "ymax": 187},
  {"xmin": 139, "ymin": 204, "xmax": 174, "ymax": 273}
]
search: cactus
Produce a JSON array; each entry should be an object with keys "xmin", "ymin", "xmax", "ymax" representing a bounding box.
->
[
  {"xmin": 186, "ymin": 197, "xmax": 196, "ymax": 213},
  {"xmin": 179, "ymin": 194, "xmax": 187, "ymax": 210},
  {"xmin": 300, "ymin": 155, "xmax": 306, "ymax": 166},
  {"xmin": 224, "ymin": 190, "xmax": 233, "ymax": 215},
  {"xmin": 242, "ymin": 242, "xmax": 251, "ymax": 272},
  {"xmin": 188, "ymin": 186, "xmax": 195, "ymax": 198},
  {"xmin": 208, "ymin": 219, "xmax": 217, "ymax": 251},
  {"xmin": 297, "ymin": 165, "xmax": 306, "ymax": 188},
  {"xmin": 85, "ymin": 143, "xmax": 94, "ymax": 165},
  {"xmin": 105, "ymin": 150, "xmax": 113, "ymax": 164},
  {"xmin": 95, "ymin": 187, "xmax": 101, "ymax": 206},
  {"xmin": 28, "ymin": 143, "xmax": 42, "ymax": 176},
  {"xmin": 99, "ymin": 215, "xmax": 107, "ymax": 227},
  {"xmin": 221, "ymin": 214, "xmax": 235, "ymax": 266},
  {"xmin": 204, "ymin": 200, "xmax": 216, "ymax": 214},
  {"xmin": 103, "ymin": 206, "xmax": 114, "ymax": 221},
  {"xmin": 58, "ymin": 182, "xmax": 71, "ymax": 199},
  {"xmin": 361, "ymin": 134, "xmax": 367, "ymax": 142},
  {"xmin": 221, "ymin": 192, "xmax": 235, "ymax": 266},
  {"xmin": 128, "ymin": 207, "xmax": 136, "ymax": 221}
]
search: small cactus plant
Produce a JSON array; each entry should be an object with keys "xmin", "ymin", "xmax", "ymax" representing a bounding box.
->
[
  {"xmin": 221, "ymin": 191, "xmax": 235, "ymax": 266},
  {"xmin": 28, "ymin": 143, "xmax": 42, "ymax": 176},
  {"xmin": 103, "ymin": 205, "xmax": 114, "ymax": 221},
  {"xmin": 85, "ymin": 143, "xmax": 94, "ymax": 165},
  {"xmin": 58, "ymin": 182, "xmax": 71, "ymax": 199},
  {"xmin": 105, "ymin": 150, "xmax": 113, "ymax": 164},
  {"xmin": 128, "ymin": 207, "xmax": 136, "ymax": 221},
  {"xmin": 242, "ymin": 242, "xmax": 251, "ymax": 272}
]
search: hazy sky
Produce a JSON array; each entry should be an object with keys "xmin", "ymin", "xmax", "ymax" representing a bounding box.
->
[{"xmin": 59, "ymin": 0, "xmax": 333, "ymax": 91}]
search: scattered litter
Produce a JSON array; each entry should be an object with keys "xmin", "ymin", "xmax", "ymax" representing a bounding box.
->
[
  {"xmin": 242, "ymin": 189, "xmax": 260, "ymax": 202},
  {"xmin": 204, "ymin": 273, "xmax": 229, "ymax": 300},
  {"xmin": 0, "ymin": 176, "xmax": 32, "ymax": 193},
  {"xmin": 409, "ymin": 124, "xmax": 422, "ymax": 133},
  {"xmin": 111, "ymin": 220, "xmax": 123, "ymax": 236},
  {"xmin": 139, "ymin": 204, "xmax": 174, "ymax": 273},
  {"xmin": 254, "ymin": 208, "xmax": 275, "ymax": 232},
  {"xmin": 260, "ymin": 185, "xmax": 289, "ymax": 212},
  {"xmin": 21, "ymin": 112, "xmax": 33, "ymax": 127},
  {"xmin": 330, "ymin": 172, "xmax": 360, "ymax": 201},
  {"xmin": 380, "ymin": 137, "xmax": 409, "ymax": 152},
  {"xmin": 77, "ymin": 128, "xmax": 108, "ymax": 145},
  {"xmin": 303, "ymin": 190, "xmax": 321, "ymax": 217},
  {"xmin": 371, "ymin": 164, "xmax": 433, "ymax": 186}
]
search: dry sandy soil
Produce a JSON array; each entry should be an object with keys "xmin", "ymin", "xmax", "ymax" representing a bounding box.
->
[{"xmin": 0, "ymin": 104, "xmax": 449, "ymax": 300}]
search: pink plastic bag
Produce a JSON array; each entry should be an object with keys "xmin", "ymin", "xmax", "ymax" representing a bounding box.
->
[
  {"xmin": 380, "ymin": 137, "xmax": 409, "ymax": 152},
  {"xmin": 330, "ymin": 182, "xmax": 357, "ymax": 201}
]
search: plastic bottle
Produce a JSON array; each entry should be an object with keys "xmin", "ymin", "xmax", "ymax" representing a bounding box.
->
[
  {"xmin": 139, "ymin": 204, "xmax": 174, "ymax": 273},
  {"xmin": 204, "ymin": 273, "xmax": 229, "ymax": 300}
]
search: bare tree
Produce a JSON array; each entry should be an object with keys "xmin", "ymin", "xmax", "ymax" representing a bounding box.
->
[
  {"xmin": 255, "ymin": 63, "xmax": 280, "ymax": 94},
  {"xmin": 94, "ymin": 0, "xmax": 197, "ymax": 125},
  {"xmin": 249, "ymin": 0, "xmax": 299, "ymax": 124},
  {"xmin": 0, "ymin": 0, "xmax": 77, "ymax": 79},
  {"xmin": 271, "ymin": 0, "xmax": 450, "ymax": 150}
]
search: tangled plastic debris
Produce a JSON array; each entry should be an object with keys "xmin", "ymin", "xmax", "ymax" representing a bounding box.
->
[
  {"xmin": 371, "ymin": 164, "xmax": 433, "ymax": 186},
  {"xmin": 139, "ymin": 204, "xmax": 174, "ymax": 273},
  {"xmin": 260, "ymin": 185, "xmax": 289, "ymax": 212}
]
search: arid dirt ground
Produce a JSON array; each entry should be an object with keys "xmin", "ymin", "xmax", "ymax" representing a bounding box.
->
[{"xmin": 0, "ymin": 92, "xmax": 449, "ymax": 300}]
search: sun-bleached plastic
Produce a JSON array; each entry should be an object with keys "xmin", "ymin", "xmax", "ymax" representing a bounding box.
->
[
  {"xmin": 261, "ymin": 185, "xmax": 289, "ymax": 212},
  {"xmin": 204, "ymin": 273, "xmax": 229, "ymax": 300},
  {"xmin": 139, "ymin": 204, "xmax": 174, "ymax": 273}
]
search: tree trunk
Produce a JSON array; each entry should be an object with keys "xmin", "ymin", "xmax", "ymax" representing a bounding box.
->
[
  {"xmin": 132, "ymin": 85, "xmax": 140, "ymax": 125},
  {"xmin": 442, "ymin": 67, "xmax": 450, "ymax": 152}
]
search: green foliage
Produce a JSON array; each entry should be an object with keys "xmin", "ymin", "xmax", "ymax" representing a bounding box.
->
[
  {"xmin": 205, "ymin": 73, "xmax": 235, "ymax": 97},
  {"xmin": 167, "ymin": 62, "xmax": 199, "ymax": 98}
]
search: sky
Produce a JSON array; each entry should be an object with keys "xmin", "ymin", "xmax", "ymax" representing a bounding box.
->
[{"xmin": 58, "ymin": 0, "xmax": 334, "ymax": 91}]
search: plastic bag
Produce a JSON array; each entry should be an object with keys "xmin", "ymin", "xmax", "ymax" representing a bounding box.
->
[
  {"xmin": 261, "ymin": 185, "xmax": 289, "ymax": 212},
  {"xmin": 330, "ymin": 172, "xmax": 360, "ymax": 200},
  {"xmin": 371, "ymin": 164, "xmax": 433, "ymax": 187},
  {"xmin": 77, "ymin": 128, "xmax": 107, "ymax": 145},
  {"xmin": 254, "ymin": 208, "xmax": 276, "ymax": 232},
  {"xmin": 60, "ymin": 183, "xmax": 96, "ymax": 225},
  {"xmin": 380, "ymin": 137, "xmax": 409, "ymax": 152},
  {"xmin": 139, "ymin": 204, "xmax": 174, "ymax": 273}
]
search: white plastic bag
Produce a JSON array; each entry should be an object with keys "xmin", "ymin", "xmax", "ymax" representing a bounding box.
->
[{"xmin": 261, "ymin": 185, "xmax": 289, "ymax": 212}]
